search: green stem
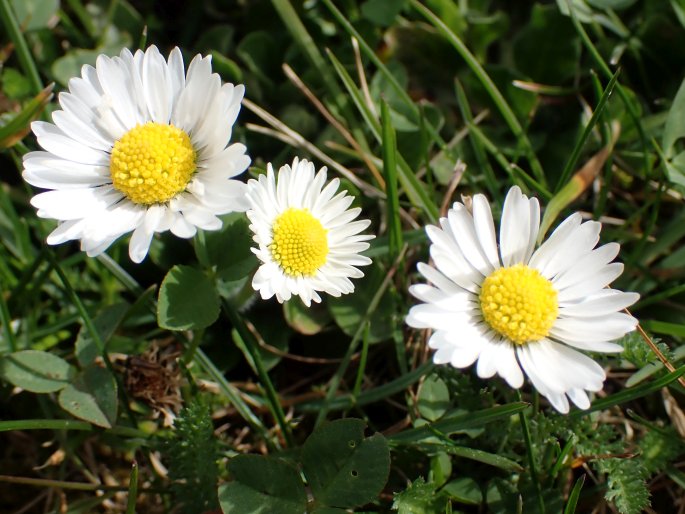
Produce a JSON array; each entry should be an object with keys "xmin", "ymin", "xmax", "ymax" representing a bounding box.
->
[
  {"xmin": 0, "ymin": 288, "xmax": 17, "ymax": 352},
  {"xmin": 223, "ymin": 300, "xmax": 293, "ymax": 447},
  {"xmin": 351, "ymin": 322, "xmax": 371, "ymax": 399},
  {"xmin": 0, "ymin": 0, "xmax": 43, "ymax": 94},
  {"xmin": 46, "ymin": 251, "xmax": 138, "ymax": 426},
  {"xmin": 315, "ymin": 245, "xmax": 408, "ymax": 426},
  {"xmin": 517, "ymin": 393, "xmax": 545, "ymax": 514}
]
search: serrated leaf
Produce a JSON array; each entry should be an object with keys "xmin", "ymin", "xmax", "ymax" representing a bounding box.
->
[
  {"xmin": 418, "ymin": 375, "xmax": 450, "ymax": 422},
  {"xmin": 75, "ymin": 302, "xmax": 129, "ymax": 366},
  {"xmin": 219, "ymin": 455, "xmax": 307, "ymax": 514},
  {"xmin": 302, "ymin": 418, "xmax": 390, "ymax": 509},
  {"xmin": 58, "ymin": 365, "xmax": 118, "ymax": 428},
  {"xmin": 0, "ymin": 350, "xmax": 74, "ymax": 393},
  {"xmin": 158, "ymin": 265, "xmax": 220, "ymax": 331}
]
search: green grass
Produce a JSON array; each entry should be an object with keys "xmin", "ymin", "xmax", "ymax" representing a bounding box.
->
[{"xmin": 1, "ymin": 1, "xmax": 685, "ymax": 513}]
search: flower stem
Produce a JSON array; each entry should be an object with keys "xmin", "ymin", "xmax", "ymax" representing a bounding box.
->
[
  {"xmin": 0, "ymin": 0, "xmax": 43, "ymax": 94},
  {"xmin": 222, "ymin": 299, "xmax": 293, "ymax": 447},
  {"xmin": 517, "ymin": 392, "xmax": 545, "ymax": 514}
]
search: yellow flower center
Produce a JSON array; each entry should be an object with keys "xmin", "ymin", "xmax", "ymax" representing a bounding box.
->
[
  {"xmin": 270, "ymin": 208, "xmax": 328, "ymax": 277},
  {"xmin": 110, "ymin": 122, "xmax": 196, "ymax": 205},
  {"xmin": 479, "ymin": 264, "xmax": 558, "ymax": 345}
]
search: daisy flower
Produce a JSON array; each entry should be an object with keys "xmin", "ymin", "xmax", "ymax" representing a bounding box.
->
[
  {"xmin": 245, "ymin": 158, "xmax": 374, "ymax": 307},
  {"xmin": 406, "ymin": 186, "xmax": 638, "ymax": 413},
  {"xmin": 23, "ymin": 45, "xmax": 250, "ymax": 263}
]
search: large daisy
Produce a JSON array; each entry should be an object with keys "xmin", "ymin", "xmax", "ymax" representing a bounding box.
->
[
  {"xmin": 406, "ymin": 186, "xmax": 638, "ymax": 413},
  {"xmin": 245, "ymin": 158, "xmax": 373, "ymax": 307},
  {"xmin": 23, "ymin": 45, "xmax": 250, "ymax": 263}
]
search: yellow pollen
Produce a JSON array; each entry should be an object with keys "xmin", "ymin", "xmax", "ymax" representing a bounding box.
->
[
  {"xmin": 270, "ymin": 208, "xmax": 328, "ymax": 277},
  {"xmin": 479, "ymin": 264, "xmax": 558, "ymax": 345},
  {"xmin": 110, "ymin": 122, "xmax": 196, "ymax": 205}
]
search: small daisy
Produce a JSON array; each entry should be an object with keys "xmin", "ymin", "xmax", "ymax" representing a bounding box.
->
[
  {"xmin": 406, "ymin": 186, "xmax": 639, "ymax": 413},
  {"xmin": 23, "ymin": 45, "xmax": 250, "ymax": 263},
  {"xmin": 245, "ymin": 158, "xmax": 374, "ymax": 306}
]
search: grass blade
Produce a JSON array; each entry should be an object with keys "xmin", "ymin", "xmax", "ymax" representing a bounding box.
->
[
  {"xmin": 0, "ymin": 0, "xmax": 43, "ymax": 94},
  {"xmin": 411, "ymin": 0, "xmax": 546, "ymax": 186},
  {"xmin": 387, "ymin": 402, "xmax": 528, "ymax": 444},
  {"xmin": 126, "ymin": 461, "xmax": 138, "ymax": 514},
  {"xmin": 380, "ymin": 99, "xmax": 403, "ymax": 260},
  {"xmin": 564, "ymin": 474, "xmax": 586, "ymax": 514}
]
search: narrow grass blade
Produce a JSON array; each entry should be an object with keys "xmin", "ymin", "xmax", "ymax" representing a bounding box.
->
[
  {"xmin": 572, "ymin": 366, "xmax": 685, "ymax": 416},
  {"xmin": 315, "ymin": 246, "xmax": 408, "ymax": 426},
  {"xmin": 0, "ymin": 419, "xmax": 146, "ymax": 438},
  {"xmin": 454, "ymin": 80, "xmax": 498, "ymax": 196},
  {"xmin": 565, "ymin": 0, "xmax": 650, "ymax": 177},
  {"xmin": 414, "ymin": 443, "xmax": 523, "ymax": 472},
  {"xmin": 539, "ymin": 121, "xmax": 619, "ymax": 241},
  {"xmin": 271, "ymin": 0, "xmax": 347, "ymax": 114},
  {"xmin": 380, "ymin": 99, "xmax": 403, "ymax": 260},
  {"xmin": 300, "ymin": 361, "xmax": 434, "ymax": 412},
  {"xmin": 322, "ymin": 0, "xmax": 447, "ymax": 152},
  {"xmin": 563, "ymin": 474, "xmax": 586, "ymax": 514},
  {"xmin": 126, "ymin": 461, "xmax": 138, "ymax": 514},
  {"xmin": 327, "ymin": 51, "xmax": 439, "ymax": 221},
  {"xmin": 411, "ymin": 0, "xmax": 546, "ymax": 185},
  {"xmin": 223, "ymin": 299, "xmax": 293, "ymax": 447},
  {"xmin": 555, "ymin": 68, "xmax": 620, "ymax": 192},
  {"xmin": 0, "ymin": 0, "xmax": 43, "ymax": 93},
  {"xmin": 0, "ymin": 84, "xmax": 54, "ymax": 148},
  {"xmin": 387, "ymin": 402, "xmax": 528, "ymax": 444}
]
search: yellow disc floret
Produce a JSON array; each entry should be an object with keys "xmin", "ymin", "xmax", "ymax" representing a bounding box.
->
[
  {"xmin": 479, "ymin": 264, "xmax": 558, "ymax": 345},
  {"xmin": 270, "ymin": 208, "xmax": 328, "ymax": 277},
  {"xmin": 110, "ymin": 122, "xmax": 196, "ymax": 205}
]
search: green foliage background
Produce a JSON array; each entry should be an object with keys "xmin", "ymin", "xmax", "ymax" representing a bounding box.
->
[{"xmin": 1, "ymin": 0, "xmax": 685, "ymax": 513}]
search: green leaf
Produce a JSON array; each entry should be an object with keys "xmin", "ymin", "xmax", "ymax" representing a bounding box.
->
[
  {"xmin": 328, "ymin": 263, "xmax": 396, "ymax": 343},
  {"xmin": 195, "ymin": 213, "xmax": 258, "ymax": 281},
  {"xmin": 283, "ymin": 299, "xmax": 331, "ymax": 335},
  {"xmin": 10, "ymin": 0, "xmax": 59, "ymax": 31},
  {"xmin": 361, "ymin": 0, "xmax": 405, "ymax": 26},
  {"xmin": 158, "ymin": 265, "xmax": 220, "ymax": 331},
  {"xmin": 58, "ymin": 365, "xmax": 118, "ymax": 428},
  {"xmin": 392, "ymin": 477, "xmax": 445, "ymax": 514},
  {"xmin": 75, "ymin": 302, "xmax": 129, "ymax": 367},
  {"xmin": 0, "ymin": 350, "xmax": 74, "ymax": 393},
  {"xmin": 219, "ymin": 455, "xmax": 307, "ymax": 514},
  {"xmin": 0, "ymin": 83, "xmax": 53, "ymax": 148},
  {"xmin": 430, "ymin": 452, "xmax": 452, "ymax": 488},
  {"xmin": 417, "ymin": 375, "xmax": 450, "ymax": 422},
  {"xmin": 564, "ymin": 474, "xmax": 586, "ymax": 514},
  {"xmin": 442, "ymin": 477, "xmax": 483, "ymax": 505},
  {"xmin": 302, "ymin": 418, "xmax": 390, "ymax": 509},
  {"xmin": 513, "ymin": 5, "xmax": 580, "ymax": 84}
]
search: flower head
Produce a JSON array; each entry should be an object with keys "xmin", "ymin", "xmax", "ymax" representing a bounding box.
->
[
  {"xmin": 23, "ymin": 45, "xmax": 250, "ymax": 262},
  {"xmin": 246, "ymin": 158, "xmax": 373, "ymax": 306},
  {"xmin": 406, "ymin": 186, "xmax": 639, "ymax": 413}
]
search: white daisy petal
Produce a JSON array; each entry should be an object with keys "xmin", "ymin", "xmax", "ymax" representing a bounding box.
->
[
  {"xmin": 407, "ymin": 185, "xmax": 637, "ymax": 414},
  {"xmin": 245, "ymin": 158, "xmax": 373, "ymax": 305},
  {"xmin": 448, "ymin": 204, "xmax": 493, "ymax": 276},
  {"xmin": 23, "ymin": 45, "xmax": 249, "ymax": 263},
  {"xmin": 472, "ymin": 194, "xmax": 500, "ymax": 269},
  {"xmin": 500, "ymin": 186, "xmax": 531, "ymax": 266}
]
